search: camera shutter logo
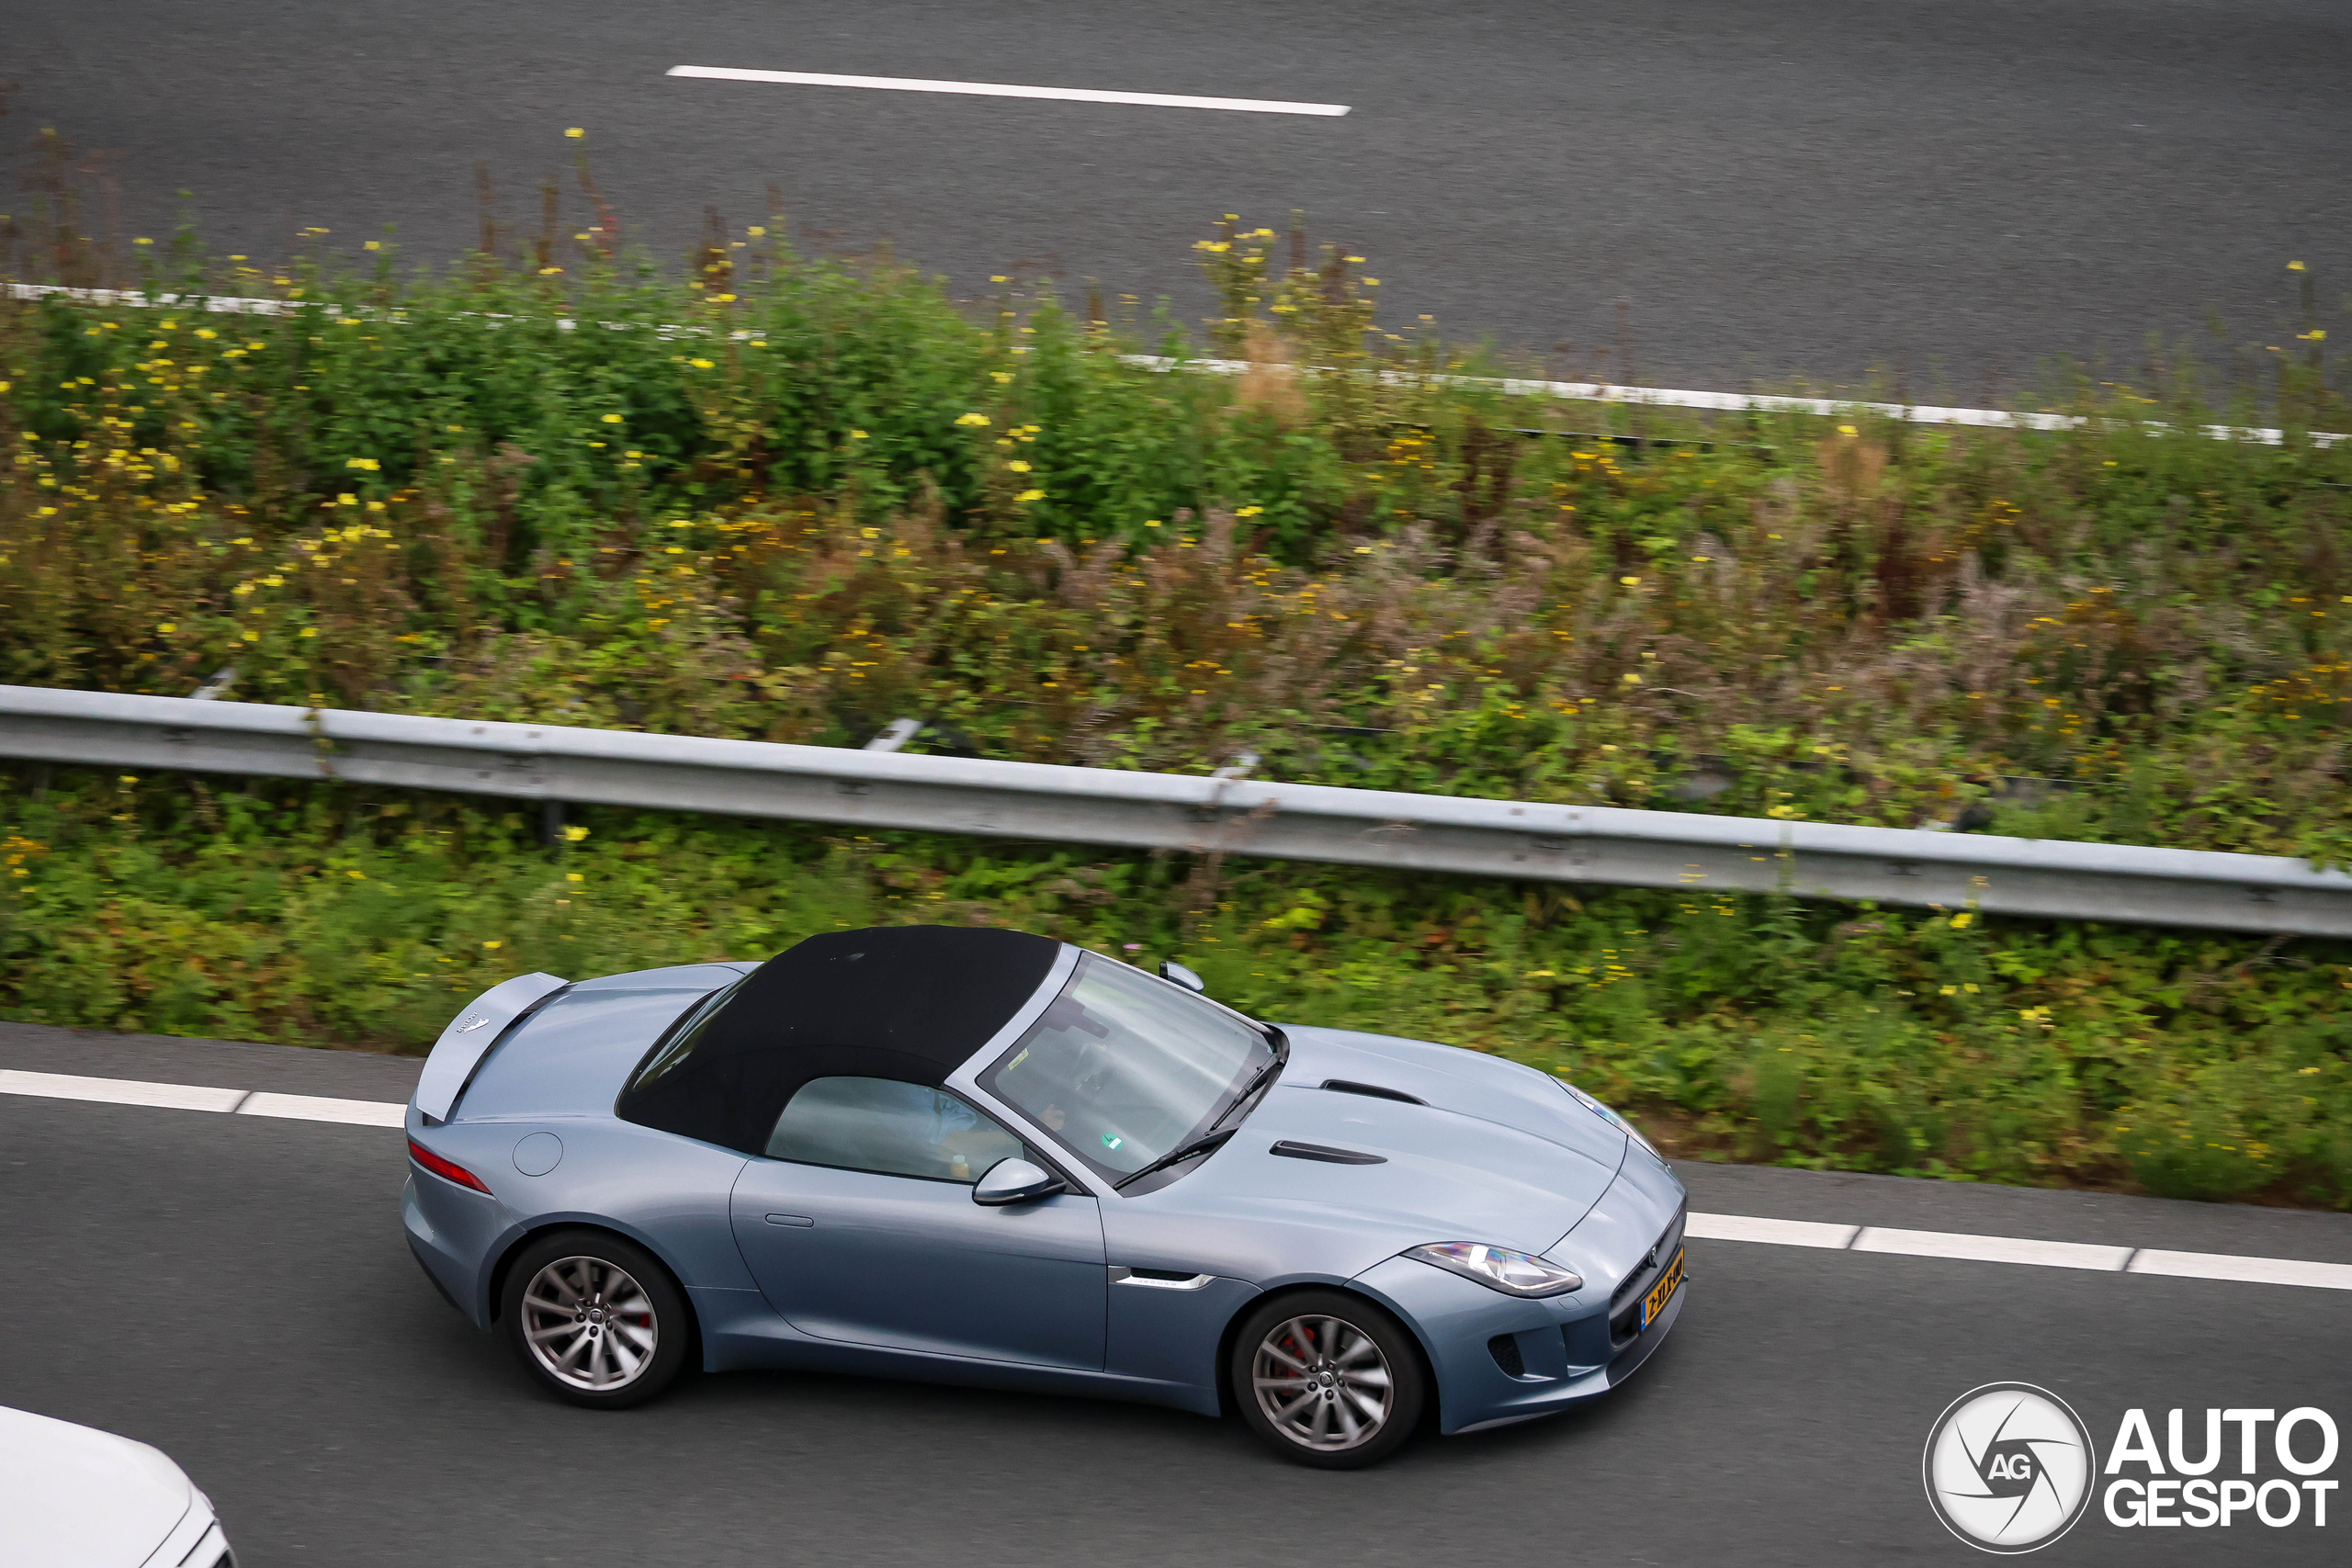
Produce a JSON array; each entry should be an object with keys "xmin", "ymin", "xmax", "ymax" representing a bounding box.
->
[{"xmin": 1923, "ymin": 1383, "xmax": 2098, "ymax": 1553}]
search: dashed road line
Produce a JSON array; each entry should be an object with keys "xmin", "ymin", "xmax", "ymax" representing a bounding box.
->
[
  {"xmin": 1696, "ymin": 1209, "xmax": 2352, "ymax": 1290},
  {"xmin": 666, "ymin": 66, "xmax": 1351, "ymax": 118},
  {"xmin": 1850, "ymin": 1224, "xmax": 2134, "ymax": 1272},
  {"xmin": 0, "ymin": 1068, "xmax": 405, "ymax": 1128},
  {"xmin": 0, "ymin": 1068, "xmax": 248, "ymax": 1114},
  {"xmin": 1685, "ymin": 1213, "xmax": 1858, "ymax": 1249},
  {"xmin": 6, "ymin": 1069, "xmax": 2348, "ymax": 1289},
  {"xmin": 236, "ymin": 1089, "xmax": 408, "ymax": 1127},
  {"xmin": 2125, "ymin": 1247, "xmax": 2352, "ymax": 1291}
]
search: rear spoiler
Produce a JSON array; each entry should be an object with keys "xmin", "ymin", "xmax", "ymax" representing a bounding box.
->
[{"xmin": 413, "ymin": 972, "xmax": 570, "ymax": 1124}]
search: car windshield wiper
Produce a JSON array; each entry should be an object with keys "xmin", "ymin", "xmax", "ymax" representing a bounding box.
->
[
  {"xmin": 1111, "ymin": 1022, "xmax": 1286, "ymax": 1191},
  {"xmin": 1112, "ymin": 1127, "xmax": 1238, "ymax": 1190},
  {"xmin": 1222, "ymin": 1062, "xmax": 1283, "ymax": 1126},
  {"xmin": 1213, "ymin": 1022, "xmax": 1290, "ymax": 1126}
]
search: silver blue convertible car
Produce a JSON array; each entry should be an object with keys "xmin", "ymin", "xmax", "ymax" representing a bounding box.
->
[{"xmin": 402, "ymin": 926, "xmax": 1687, "ymax": 1467}]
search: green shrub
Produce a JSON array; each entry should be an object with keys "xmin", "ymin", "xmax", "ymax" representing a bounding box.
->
[
  {"xmin": 6, "ymin": 209, "xmax": 2346, "ymax": 860},
  {"xmin": 4, "ymin": 142, "xmax": 2348, "ymax": 1203}
]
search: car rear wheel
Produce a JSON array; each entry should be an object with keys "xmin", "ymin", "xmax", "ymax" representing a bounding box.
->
[
  {"xmin": 1231, "ymin": 1291, "xmax": 1426, "ymax": 1468},
  {"xmin": 500, "ymin": 1230, "xmax": 690, "ymax": 1409}
]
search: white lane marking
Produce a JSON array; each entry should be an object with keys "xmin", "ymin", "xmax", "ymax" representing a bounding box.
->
[
  {"xmin": 0, "ymin": 1068, "xmax": 244, "ymax": 1114},
  {"xmin": 1125, "ymin": 352, "xmax": 2339, "ymax": 450},
  {"xmin": 7, "ymin": 1072, "xmax": 2351, "ymax": 1290},
  {"xmin": 1685, "ymin": 1213, "xmax": 1859, "ymax": 1249},
  {"xmin": 6, "ymin": 283, "xmax": 2336, "ymax": 449},
  {"xmin": 2128, "ymin": 1247, "xmax": 2352, "ymax": 1291},
  {"xmin": 237, "ymin": 1090, "xmax": 408, "ymax": 1128},
  {"xmin": 1852, "ymin": 1224, "xmax": 2133, "ymax": 1271},
  {"xmin": 666, "ymin": 65, "xmax": 1350, "ymax": 117},
  {"xmin": 1, "ymin": 1067, "xmax": 394, "ymax": 1126}
]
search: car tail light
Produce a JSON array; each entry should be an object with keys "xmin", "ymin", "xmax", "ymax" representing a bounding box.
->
[{"xmin": 408, "ymin": 1137, "xmax": 491, "ymax": 1193}]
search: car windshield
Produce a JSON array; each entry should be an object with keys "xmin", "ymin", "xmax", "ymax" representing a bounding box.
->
[{"xmin": 983, "ymin": 954, "xmax": 1272, "ymax": 1183}]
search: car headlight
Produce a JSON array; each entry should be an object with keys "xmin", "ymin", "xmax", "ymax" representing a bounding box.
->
[
  {"xmin": 1559, "ymin": 1079, "xmax": 1663, "ymax": 1161},
  {"xmin": 1405, "ymin": 1241, "xmax": 1583, "ymax": 1297}
]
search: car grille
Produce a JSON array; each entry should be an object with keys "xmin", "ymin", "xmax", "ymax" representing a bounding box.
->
[
  {"xmin": 1487, "ymin": 1332, "xmax": 1527, "ymax": 1378},
  {"xmin": 1607, "ymin": 1203, "xmax": 1688, "ymax": 1346}
]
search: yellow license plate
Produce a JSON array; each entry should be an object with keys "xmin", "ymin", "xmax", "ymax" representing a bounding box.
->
[{"xmin": 1640, "ymin": 1247, "xmax": 1685, "ymax": 1329}]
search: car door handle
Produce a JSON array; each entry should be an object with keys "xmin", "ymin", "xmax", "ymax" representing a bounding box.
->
[{"xmin": 764, "ymin": 1213, "xmax": 815, "ymax": 1227}]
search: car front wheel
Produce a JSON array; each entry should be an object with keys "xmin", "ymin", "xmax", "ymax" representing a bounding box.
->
[
  {"xmin": 1231, "ymin": 1290, "xmax": 1427, "ymax": 1468},
  {"xmin": 500, "ymin": 1230, "xmax": 691, "ymax": 1409}
]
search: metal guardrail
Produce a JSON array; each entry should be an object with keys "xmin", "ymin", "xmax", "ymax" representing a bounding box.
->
[{"xmin": 4, "ymin": 684, "xmax": 2348, "ymax": 938}]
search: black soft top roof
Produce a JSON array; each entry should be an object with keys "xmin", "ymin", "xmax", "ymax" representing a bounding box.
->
[{"xmin": 615, "ymin": 925, "xmax": 1062, "ymax": 1154}]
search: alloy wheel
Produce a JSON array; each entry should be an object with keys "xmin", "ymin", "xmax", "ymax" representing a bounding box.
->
[
  {"xmin": 519, "ymin": 1255, "xmax": 660, "ymax": 1393},
  {"xmin": 1250, "ymin": 1314, "xmax": 1394, "ymax": 1451}
]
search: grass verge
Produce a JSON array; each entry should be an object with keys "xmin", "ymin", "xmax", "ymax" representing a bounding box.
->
[
  {"xmin": 4, "ymin": 139, "xmax": 2349, "ymax": 1204},
  {"xmin": 5, "ymin": 771, "xmax": 2347, "ymax": 1208}
]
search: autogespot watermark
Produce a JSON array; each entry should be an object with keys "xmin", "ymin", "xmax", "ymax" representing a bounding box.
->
[
  {"xmin": 1925, "ymin": 1384, "xmax": 2098, "ymax": 1552},
  {"xmin": 1924, "ymin": 1385, "xmax": 2340, "ymax": 1552},
  {"xmin": 2102, "ymin": 1405, "xmax": 2338, "ymax": 1532}
]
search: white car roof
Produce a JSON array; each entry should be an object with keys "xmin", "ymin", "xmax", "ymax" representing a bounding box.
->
[{"xmin": 0, "ymin": 1405, "xmax": 195, "ymax": 1568}]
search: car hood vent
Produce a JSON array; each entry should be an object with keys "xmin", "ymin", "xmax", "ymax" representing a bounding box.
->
[
  {"xmin": 1270, "ymin": 1140, "xmax": 1386, "ymax": 1165},
  {"xmin": 1320, "ymin": 1078, "xmax": 1427, "ymax": 1106},
  {"xmin": 1159, "ymin": 1076, "xmax": 1625, "ymax": 1258},
  {"xmin": 1277, "ymin": 1026, "xmax": 1629, "ymax": 1171}
]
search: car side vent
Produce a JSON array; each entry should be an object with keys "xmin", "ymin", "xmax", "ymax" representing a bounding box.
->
[
  {"xmin": 1320, "ymin": 1078, "xmax": 1427, "ymax": 1106},
  {"xmin": 1269, "ymin": 1140, "xmax": 1387, "ymax": 1166},
  {"xmin": 1487, "ymin": 1333, "xmax": 1526, "ymax": 1378}
]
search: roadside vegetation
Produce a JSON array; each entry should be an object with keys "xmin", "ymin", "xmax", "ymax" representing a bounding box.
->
[{"xmin": 4, "ymin": 130, "xmax": 2348, "ymax": 1205}]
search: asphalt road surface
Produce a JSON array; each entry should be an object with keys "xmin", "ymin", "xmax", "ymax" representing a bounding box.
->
[
  {"xmin": 5, "ymin": 1020, "xmax": 2349, "ymax": 1566},
  {"xmin": 9, "ymin": 1, "xmax": 2349, "ymax": 394}
]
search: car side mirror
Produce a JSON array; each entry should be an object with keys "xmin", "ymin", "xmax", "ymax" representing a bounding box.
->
[
  {"xmin": 1158, "ymin": 960, "xmax": 1206, "ymax": 994},
  {"xmin": 973, "ymin": 1157, "xmax": 1066, "ymax": 1206}
]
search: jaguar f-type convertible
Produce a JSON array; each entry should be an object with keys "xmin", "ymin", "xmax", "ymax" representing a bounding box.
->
[{"xmin": 402, "ymin": 926, "xmax": 1687, "ymax": 1467}]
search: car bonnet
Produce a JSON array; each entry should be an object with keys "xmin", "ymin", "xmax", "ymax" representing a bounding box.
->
[
  {"xmin": 1280, "ymin": 1026, "xmax": 1633, "ymax": 1171},
  {"xmin": 0, "ymin": 1405, "xmax": 194, "ymax": 1568},
  {"xmin": 1143, "ymin": 1070, "xmax": 1625, "ymax": 1258}
]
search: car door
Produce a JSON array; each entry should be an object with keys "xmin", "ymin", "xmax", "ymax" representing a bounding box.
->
[{"xmin": 728, "ymin": 1076, "xmax": 1107, "ymax": 1370}]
